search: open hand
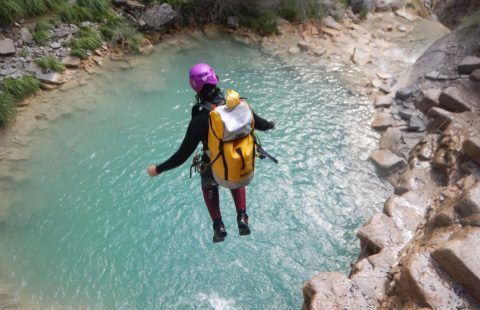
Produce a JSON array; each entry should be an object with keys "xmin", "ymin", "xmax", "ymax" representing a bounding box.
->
[{"xmin": 147, "ymin": 165, "xmax": 159, "ymax": 177}]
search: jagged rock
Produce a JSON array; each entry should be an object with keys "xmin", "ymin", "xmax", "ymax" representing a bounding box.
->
[
  {"xmin": 415, "ymin": 88, "xmax": 441, "ymax": 113},
  {"xmin": 470, "ymin": 69, "xmax": 480, "ymax": 82},
  {"xmin": 457, "ymin": 56, "xmax": 480, "ymax": 74},
  {"xmin": 350, "ymin": 0, "xmax": 376, "ymax": 14},
  {"xmin": 375, "ymin": 95, "xmax": 393, "ymax": 108},
  {"xmin": 380, "ymin": 127, "xmax": 402, "ymax": 150},
  {"xmin": 20, "ymin": 28, "xmax": 33, "ymax": 44},
  {"xmin": 357, "ymin": 213, "xmax": 402, "ymax": 253},
  {"xmin": 0, "ymin": 39, "xmax": 16, "ymax": 55},
  {"xmin": 395, "ymin": 85, "xmax": 419, "ymax": 101},
  {"xmin": 370, "ymin": 149, "xmax": 405, "ymax": 174},
  {"xmin": 375, "ymin": 0, "xmax": 401, "ymax": 11},
  {"xmin": 394, "ymin": 9, "xmax": 418, "ymax": 21},
  {"xmin": 62, "ymin": 56, "xmax": 81, "ymax": 68},
  {"xmin": 36, "ymin": 72, "xmax": 65, "ymax": 85},
  {"xmin": 432, "ymin": 228, "xmax": 480, "ymax": 302},
  {"xmin": 227, "ymin": 16, "xmax": 239, "ymax": 29},
  {"xmin": 408, "ymin": 115, "xmax": 425, "ymax": 132},
  {"xmin": 302, "ymin": 272, "xmax": 369, "ymax": 309},
  {"xmin": 297, "ymin": 40, "xmax": 312, "ymax": 51},
  {"xmin": 350, "ymin": 249, "xmax": 397, "ymax": 304},
  {"xmin": 372, "ymin": 113, "xmax": 393, "ymax": 130},
  {"xmin": 427, "ymin": 107, "xmax": 454, "ymax": 131},
  {"xmin": 400, "ymin": 251, "xmax": 476, "ymax": 309},
  {"xmin": 455, "ymin": 182, "xmax": 480, "ymax": 218},
  {"xmin": 322, "ymin": 16, "xmax": 342, "ymax": 31},
  {"xmin": 439, "ymin": 86, "xmax": 479, "ymax": 112},
  {"xmin": 141, "ymin": 3, "xmax": 177, "ymax": 32},
  {"xmin": 463, "ymin": 137, "xmax": 480, "ymax": 165}
]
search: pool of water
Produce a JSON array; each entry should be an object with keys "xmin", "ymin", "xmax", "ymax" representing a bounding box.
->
[{"xmin": 0, "ymin": 36, "xmax": 389, "ymax": 309}]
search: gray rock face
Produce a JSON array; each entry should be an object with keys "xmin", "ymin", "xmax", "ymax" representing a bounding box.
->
[
  {"xmin": 439, "ymin": 85, "xmax": 479, "ymax": 112},
  {"xmin": 432, "ymin": 228, "xmax": 480, "ymax": 303},
  {"xmin": 458, "ymin": 56, "xmax": 480, "ymax": 74},
  {"xmin": 463, "ymin": 137, "xmax": 480, "ymax": 165},
  {"xmin": 375, "ymin": 0, "xmax": 401, "ymax": 11},
  {"xmin": 141, "ymin": 3, "xmax": 177, "ymax": 31},
  {"xmin": 0, "ymin": 39, "xmax": 16, "ymax": 56},
  {"xmin": 370, "ymin": 149, "xmax": 405, "ymax": 174},
  {"xmin": 350, "ymin": 0, "xmax": 376, "ymax": 14},
  {"xmin": 357, "ymin": 213, "xmax": 402, "ymax": 253}
]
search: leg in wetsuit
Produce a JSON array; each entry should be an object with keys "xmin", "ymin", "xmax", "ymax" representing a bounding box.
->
[{"xmin": 200, "ymin": 162, "xmax": 250, "ymax": 242}]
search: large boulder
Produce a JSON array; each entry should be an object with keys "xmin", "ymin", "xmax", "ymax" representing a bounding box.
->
[
  {"xmin": 302, "ymin": 272, "xmax": 369, "ymax": 309},
  {"xmin": 399, "ymin": 251, "xmax": 476, "ymax": 309},
  {"xmin": 141, "ymin": 3, "xmax": 177, "ymax": 31},
  {"xmin": 432, "ymin": 228, "xmax": 480, "ymax": 303},
  {"xmin": 350, "ymin": 0, "xmax": 376, "ymax": 14},
  {"xmin": 357, "ymin": 213, "xmax": 402, "ymax": 253},
  {"xmin": 369, "ymin": 149, "xmax": 405, "ymax": 174},
  {"xmin": 0, "ymin": 39, "xmax": 16, "ymax": 56}
]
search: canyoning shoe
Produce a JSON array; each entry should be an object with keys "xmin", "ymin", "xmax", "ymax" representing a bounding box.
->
[
  {"xmin": 212, "ymin": 221, "xmax": 227, "ymax": 243},
  {"xmin": 237, "ymin": 213, "xmax": 251, "ymax": 236}
]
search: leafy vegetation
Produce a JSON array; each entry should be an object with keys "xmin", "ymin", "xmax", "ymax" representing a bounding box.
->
[
  {"xmin": 70, "ymin": 28, "xmax": 103, "ymax": 50},
  {"xmin": 1, "ymin": 76, "xmax": 40, "ymax": 101},
  {"xmin": 100, "ymin": 15, "xmax": 144, "ymax": 50},
  {"xmin": 279, "ymin": 0, "xmax": 300, "ymax": 22},
  {"xmin": 242, "ymin": 12, "xmax": 278, "ymax": 35},
  {"xmin": 57, "ymin": 0, "xmax": 111, "ymax": 23},
  {"xmin": 0, "ymin": 92, "xmax": 16, "ymax": 126},
  {"xmin": 70, "ymin": 48, "xmax": 90, "ymax": 60},
  {"xmin": 33, "ymin": 20, "xmax": 52, "ymax": 45},
  {"xmin": 0, "ymin": 0, "xmax": 63, "ymax": 26},
  {"xmin": 35, "ymin": 56, "xmax": 66, "ymax": 73}
]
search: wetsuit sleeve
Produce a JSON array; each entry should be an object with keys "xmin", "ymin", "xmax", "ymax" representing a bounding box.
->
[
  {"xmin": 253, "ymin": 111, "xmax": 274, "ymax": 131},
  {"xmin": 155, "ymin": 118, "xmax": 201, "ymax": 174}
]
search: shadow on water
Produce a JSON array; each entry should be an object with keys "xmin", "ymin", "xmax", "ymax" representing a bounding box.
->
[{"xmin": 0, "ymin": 36, "xmax": 389, "ymax": 309}]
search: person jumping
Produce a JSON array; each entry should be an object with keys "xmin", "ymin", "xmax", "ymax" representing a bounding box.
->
[{"xmin": 147, "ymin": 63, "xmax": 275, "ymax": 243}]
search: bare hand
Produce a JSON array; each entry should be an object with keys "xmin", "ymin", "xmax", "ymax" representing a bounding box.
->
[{"xmin": 147, "ymin": 165, "xmax": 159, "ymax": 177}]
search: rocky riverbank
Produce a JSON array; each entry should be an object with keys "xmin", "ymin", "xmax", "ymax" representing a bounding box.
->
[{"xmin": 301, "ymin": 8, "xmax": 480, "ymax": 310}]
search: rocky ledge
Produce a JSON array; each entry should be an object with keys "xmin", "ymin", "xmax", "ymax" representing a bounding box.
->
[{"xmin": 303, "ymin": 10, "xmax": 480, "ymax": 310}]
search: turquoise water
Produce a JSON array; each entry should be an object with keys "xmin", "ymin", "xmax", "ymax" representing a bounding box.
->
[{"xmin": 0, "ymin": 37, "xmax": 388, "ymax": 309}]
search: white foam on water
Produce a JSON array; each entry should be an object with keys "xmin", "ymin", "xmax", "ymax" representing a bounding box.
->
[{"xmin": 197, "ymin": 293, "xmax": 237, "ymax": 310}]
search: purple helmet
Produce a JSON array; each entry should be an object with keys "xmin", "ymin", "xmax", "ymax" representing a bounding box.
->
[{"xmin": 189, "ymin": 63, "xmax": 218, "ymax": 93}]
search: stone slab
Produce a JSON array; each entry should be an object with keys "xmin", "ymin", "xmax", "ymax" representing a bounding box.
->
[
  {"xmin": 357, "ymin": 213, "xmax": 402, "ymax": 252},
  {"xmin": 372, "ymin": 113, "xmax": 393, "ymax": 130},
  {"xmin": 439, "ymin": 86, "xmax": 480, "ymax": 112},
  {"xmin": 0, "ymin": 39, "xmax": 16, "ymax": 56},
  {"xmin": 369, "ymin": 149, "xmax": 405, "ymax": 172}
]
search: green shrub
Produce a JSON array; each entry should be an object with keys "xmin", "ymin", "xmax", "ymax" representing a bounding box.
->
[
  {"xmin": 0, "ymin": 0, "xmax": 23, "ymax": 25},
  {"xmin": 77, "ymin": 0, "xmax": 110, "ymax": 16},
  {"xmin": 57, "ymin": 0, "xmax": 110, "ymax": 23},
  {"xmin": 21, "ymin": 0, "xmax": 47, "ymax": 15},
  {"xmin": 100, "ymin": 15, "xmax": 144, "ymax": 50},
  {"xmin": 35, "ymin": 56, "xmax": 66, "ymax": 73},
  {"xmin": 70, "ymin": 48, "xmax": 89, "ymax": 60},
  {"xmin": 2, "ymin": 76, "xmax": 40, "ymax": 101},
  {"xmin": 0, "ymin": 91, "xmax": 16, "ymax": 126},
  {"xmin": 33, "ymin": 21, "xmax": 52, "ymax": 45},
  {"xmin": 359, "ymin": 7, "xmax": 369, "ymax": 20},
  {"xmin": 70, "ymin": 28, "xmax": 102, "ymax": 50},
  {"xmin": 242, "ymin": 12, "xmax": 278, "ymax": 35},
  {"xmin": 279, "ymin": 0, "xmax": 300, "ymax": 22}
]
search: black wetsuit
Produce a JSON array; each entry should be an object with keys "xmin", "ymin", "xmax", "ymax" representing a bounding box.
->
[{"xmin": 155, "ymin": 86, "xmax": 274, "ymax": 177}]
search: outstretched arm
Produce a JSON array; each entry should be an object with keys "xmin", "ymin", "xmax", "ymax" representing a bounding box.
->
[
  {"xmin": 148, "ymin": 119, "xmax": 201, "ymax": 177},
  {"xmin": 253, "ymin": 111, "xmax": 275, "ymax": 132}
]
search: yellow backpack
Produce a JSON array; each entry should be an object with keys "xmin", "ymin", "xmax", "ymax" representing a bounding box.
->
[{"xmin": 207, "ymin": 90, "xmax": 255, "ymax": 189}]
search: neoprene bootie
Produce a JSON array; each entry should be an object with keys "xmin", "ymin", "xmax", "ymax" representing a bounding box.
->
[
  {"xmin": 237, "ymin": 213, "xmax": 250, "ymax": 236},
  {"xmin": 212, "ymin": 220, "xmax": 227, "ymax": 243}
]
